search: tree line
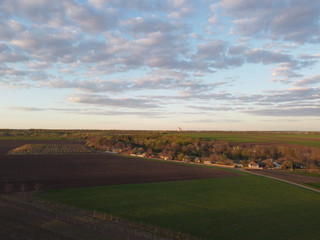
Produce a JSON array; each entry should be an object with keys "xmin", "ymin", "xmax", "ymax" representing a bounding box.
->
[{"xmin": 86, "ymin": 133, "xmax": 320, "ymax": 171}]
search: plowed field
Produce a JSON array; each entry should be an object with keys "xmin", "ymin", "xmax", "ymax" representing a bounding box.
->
[{"xmin": 0, "ymin": 140, "xmax": 239, "ymax": 192}]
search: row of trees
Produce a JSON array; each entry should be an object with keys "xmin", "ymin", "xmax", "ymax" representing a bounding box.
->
[{"xmin": 86, "ymin": 133, "xmax": 320, "ymax": 170}]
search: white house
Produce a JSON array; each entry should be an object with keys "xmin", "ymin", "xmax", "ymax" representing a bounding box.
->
[{"xmin": 248, "ymin": 161, "xmax": 260, "ymax": 168}]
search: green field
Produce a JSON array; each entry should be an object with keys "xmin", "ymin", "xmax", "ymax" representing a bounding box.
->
[
  {"xmin": 37, "ymin": 174, "xmax": 320, "ymax": 240},
  {"xmin": 176, "ymin": 132, "xmax": 320, "ymax": 148}
]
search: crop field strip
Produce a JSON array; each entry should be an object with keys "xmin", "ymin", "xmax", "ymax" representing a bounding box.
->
[
  {"xmin": 8, "ymin": 143, "xmax": 93, "ymax": 155},
  {"xmin": 178, "ymin": 132, "xmax": 320, "ymax": 148}
]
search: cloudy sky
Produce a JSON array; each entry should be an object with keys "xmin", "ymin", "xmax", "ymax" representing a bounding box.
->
[{"xmin": 0, "ymin": 0, "xmax": 320, "ymax": 131}]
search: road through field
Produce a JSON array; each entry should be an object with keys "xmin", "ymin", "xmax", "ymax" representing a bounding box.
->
[
  {"xmin": 243, "ymin": 169, "xmax": 320, "ymax": 194},
  {"xmin": 203, "ymin": 162, "xmax": 320, "ymax": 194},
  {"xmin": 150, "ymin": 155, "xmax": 320, "ymax": 194},
  {"xmin": 178, "ymin": 161, "xmax": 320, "ymax": 194}
]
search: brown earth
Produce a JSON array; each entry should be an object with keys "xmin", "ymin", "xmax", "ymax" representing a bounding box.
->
[
  {"xmin": 0, "ymin": 140, "xmax": 239, "ymax": 192},
  {"xmin": 0, "ymin": 139, "xmax": 81, "ymax": 155},
  {"xmin": 246, "ymin": 169, "xmax": 320, "ymax": 184}
]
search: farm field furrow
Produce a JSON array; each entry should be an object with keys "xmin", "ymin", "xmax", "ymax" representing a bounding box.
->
[{"xmin": 8, "ymin": 143, "xmax": 93, "ymax": 155}]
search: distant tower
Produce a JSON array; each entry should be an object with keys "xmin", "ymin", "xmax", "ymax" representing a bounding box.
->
[{"xmin": 178, "ymin": 127, "xmax": 182, "ymax": 132}]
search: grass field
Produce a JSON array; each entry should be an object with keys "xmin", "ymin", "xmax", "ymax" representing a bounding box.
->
[
  {"xmin": 37, "ymin": 174, "xmax": 320, "ymax": 240},
  {"xmin": 176, "ymin": 132, "xmax": 320, "ymax": 148}
]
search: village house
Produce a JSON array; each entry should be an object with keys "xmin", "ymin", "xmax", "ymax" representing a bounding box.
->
[
  {"xmin": 233, "ymin": 163, "xmax": 243, "ymax": 168},
  {"xmin": 130, "ymin": 152, "xmax": 146, "ymax": 157},
  {"xmin": 248, "ymin": 161, "xmax": 260, "ymax": 168},
  {"xmin": 159, "ymin": 154, "xmax": 170, "ymax": 160},
  {"xmin": 105, "ymin": 150, "xmax": 117, "ymax": 154},
  {"xmin": 193, "ymin": 157, "xmax": 201, "ymax": 163},
  {"xmin": 273, "ymin": 162, "xmax": 282, "ymax": 169},
  {"xmin": 182, "ymin": 155, "xmax": 191, "ymax": 162}
]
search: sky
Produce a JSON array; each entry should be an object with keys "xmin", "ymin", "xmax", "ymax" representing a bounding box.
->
[{"xmin": 0, "ymin": 0, "xmax": 320, "ymax": 131}]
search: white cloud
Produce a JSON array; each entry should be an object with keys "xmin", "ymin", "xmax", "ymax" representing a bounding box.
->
[
  {"xmin": 294, "ymin": 75, "xmax": 320, "ymax": 87},
  {"xmin": 68, "ymin": 94, "xmax": 160, "ymax": 109},
  {"xmin": 120, "ymin": 16, "xmax": 182, "ymax": 34},
  {"xmin": 63, "ymin": 1, "xmax": 118, "ymax": 34},
  {"xmin": 244, "ymin": 48, "xmax": 291, "ymax": 64},
  {"xmin": 220, "ymin": 0, "xmax": 320, "ymax": 43},
  {"xmin": 208, "ymin": 15, "xmax": 219, "ymax": 25},
  {"xmin": 246, "ymin": 107, "xmax": 320, "ymax": 117},
  {"xmin": 1, "ymin": 0, "xmax": 320, "ymax": 129},
  {"xmin": 210, "ymin": 3, "xmax": 220, "ymax": 12},
  {"xmin": 271, "ymin": 62, "xmax": 303, "ymax": 82}
]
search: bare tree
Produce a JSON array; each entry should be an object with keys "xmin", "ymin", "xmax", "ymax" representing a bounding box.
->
[
  {"xmin": 34, "ymin": 182, "xmax": 42, "ymax": 192},
  {"xmin": 3, "ymin": 183, "xmax": 13, "ymax": 194},
  {"xmin": 19, "ymin": 183, "xmax": 26, "ymax": 193}
]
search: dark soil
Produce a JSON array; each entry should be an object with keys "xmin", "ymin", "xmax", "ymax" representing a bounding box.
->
[{"xmin": 0, "ymin": 140, "xmax": 239, "ymax": 192}]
